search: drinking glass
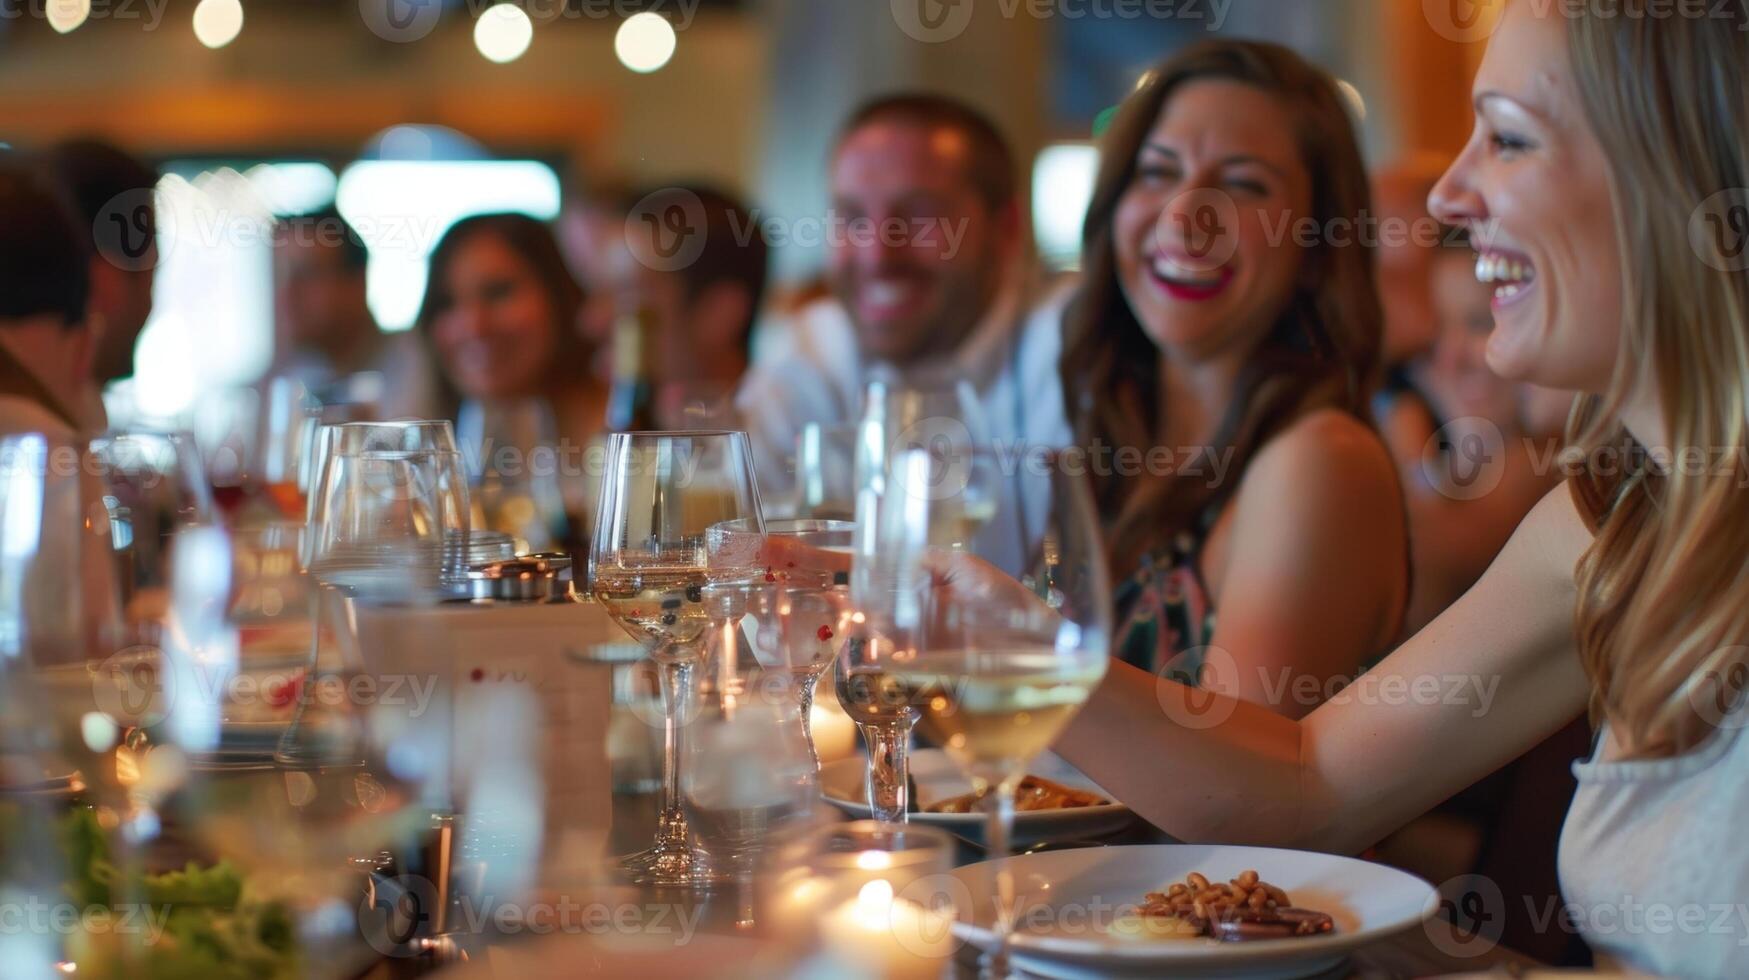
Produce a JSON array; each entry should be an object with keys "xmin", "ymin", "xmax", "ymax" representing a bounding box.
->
[
  {"xmin": 252, "ymin": 376, "xmax": 321, "ymax": 519},
  {"xmin": 711, "ymin": 518, "xmax": 856, "ymax": 773},
  {"xmin": 589, "ymin": 430, "xmax": 765, "ymax": 887},
  {"xmin": 303, "ymin": 421, "xmax": 469, "ymax": 597},
  {"xmin": 0, "ymin": 434, "xmax": 206, "ymax": 973},
  {"xmin": 0, "ymin": 433, "xmax": 130, "ymax": 798},
  {"xmin": 883, "ymin": 446, "xmax": 1112, "ymax": 978},
  {"xmin": 88, "ymin": 429, "xmax": 216, "ymax": 610},
  {"xmin": 654, "ymin": 380, "xmax": 744, "ymax": 432},
  {"xmin": 281, "ymin": 422, "xmax": 469, "ymax": 769},
  {"xmin": 854, "ymin": 375, "xmax": 1001, "ymax": 551},
  {"xmin": 792, "ymin": 422, "xmax": 858, "ymax": 521},
  {"xmin": 168, "ymin": 523, "xmax": 432, "ymax": 932},
  {"xmin": 681, "ymin": 696, "xmax": 817, "ymax": 928}
]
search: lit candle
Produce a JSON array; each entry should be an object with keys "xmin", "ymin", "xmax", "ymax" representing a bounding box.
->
[
  {"xmin": 819, "ymin": 878, "xmax": 956, "ymax": 980},
  {"xmin": 810, "ymin": 681, "xmax": 857, "ymax": 765}
]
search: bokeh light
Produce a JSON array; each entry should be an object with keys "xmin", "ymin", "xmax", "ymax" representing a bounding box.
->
[
  {"xmin": 192, "ymin": 0, "xmax": 244, "ymax": 49},
  {"xmin": 474, "ymin": 4, "xmax": 534, "ymax": 65},
  {"xmin": 46, "ymin": 0, "xmax": 90, "ymax": 34},
  {"xmin": 614, "ymin": 12, "xmax": 676, "ymax": 74}
]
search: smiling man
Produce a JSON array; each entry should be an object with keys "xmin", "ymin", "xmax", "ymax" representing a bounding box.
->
[{"xmin": 737, "ymin": 93, "xmax": 1072, "ymax": 506}]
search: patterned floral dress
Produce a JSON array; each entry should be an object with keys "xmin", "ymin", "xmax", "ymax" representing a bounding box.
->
[{"xmin": 1113, "ymin": 510, "xmax": 1220, "ymax": 684}]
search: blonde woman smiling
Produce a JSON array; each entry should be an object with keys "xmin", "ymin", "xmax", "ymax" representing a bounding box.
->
[{"xmin": 1047, "ymin": 3, "xmax": 1749, "ymax": 976}]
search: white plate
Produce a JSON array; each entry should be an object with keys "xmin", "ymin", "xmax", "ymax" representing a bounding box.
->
[
  {"xmin": 946, "ymin": 844, "xmax": 1437, "ymax": 979},
  {"xmin": 818, "ymin": 748, "xmax": 1134, "ymax": 847}
]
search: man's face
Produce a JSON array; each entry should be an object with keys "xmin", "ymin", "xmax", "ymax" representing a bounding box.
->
[
  {"xmin": 828, "ymin": 120, "xmax": 1011, "ymax": 366},
  {"xmin": 274, "ymin": 237, "xmax": 367, "ymax": 351},
  {"xmin": 90, "ymin": 262, "xmax": 154, "ymax": 382}
]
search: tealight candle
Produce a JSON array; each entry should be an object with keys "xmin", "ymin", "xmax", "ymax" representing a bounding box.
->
[
  {"xmin": 820, "ymin": 878, "xmax": 956, "ymax": 980},
  {"xmin": 759, "ymin": 822, "xmax": 960, "ymax": 978},
  {"xmin": 810, "ymin": 689, "xmax": 857, "ymax": 765}
]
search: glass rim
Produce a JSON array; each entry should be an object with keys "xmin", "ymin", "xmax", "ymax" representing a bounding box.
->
[
  {"xmin": 603, "ymin": 428, "xmax": 750, "ymax": 440},
  {"xmin": 327, "ymin": 420, "xmax": 455, "ymax": 430}
]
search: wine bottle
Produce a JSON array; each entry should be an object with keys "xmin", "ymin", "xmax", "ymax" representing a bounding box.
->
[{"xmin": 605, "ymin": 301, "xmax": 658, "ymax": 431}]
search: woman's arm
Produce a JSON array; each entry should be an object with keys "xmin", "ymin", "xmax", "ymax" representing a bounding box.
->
[
  {"xmin": 1204, "ymin": 410, "xmax": 1410, "ymax": 718},
  {"xmin": 1057, "ymin": 481, "xmax": 1593, "ymax": 855}
]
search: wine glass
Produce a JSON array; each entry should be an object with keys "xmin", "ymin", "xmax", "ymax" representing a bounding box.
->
[
  {"xmin": 88, "ymin": 429, "xmax": 217, "ymax": 614},
  {"xmin": 281, "ymin": 422, "xmax": 469, "ymax": 771},
  {"xmin": 167, "ymin": 523, "xmax": 432, "ymax": 937},
  {"xmin": 681, "ymin": 694, "xmax": 818, "ymax": 929},
  {"xmin": 0, "ymin": 433, "xmax": 195, "ymax": 974},
  {"xmin": 792, "ymin": 423, "xmax": 859, "ymax": 522},
  {"xmin": 882, "ymin": 445, "xmax": 1112, "ymax": 978},
  {"xmin": 834, "ymin": 496, "xmax": 931, "ymax": 827},
  {"xmin": 711, "ymin": 518, "xmax": 856, "ymax": 773},
  {"xmin": 251, "ymin": 376, "xmax": 321, "ymax": 520},
  {"xmin": 588, "ymin": 430, "xmax": 765, "ymax": 887},
  {"xmin": 303, "ymin": 421, "xmax": 470, "ymax": 598},
  {"xmin": 0, "ymin": 433, "xmax": 129, "ymax": 788},
  {"xmin": 854, "ymin": 376, "xmax": 1001, "ymax": 550}
]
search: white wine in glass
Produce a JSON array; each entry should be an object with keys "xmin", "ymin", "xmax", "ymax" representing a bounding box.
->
[
  {"xmin": 893, "ymin": 648, "xmax": 1105, "ymax": 790},
  {"xmin": 882, "ymin": 447, "xmax": 1111, "ymax": 979},
  {"xmin": 589, "ymin": 430, "xmax": 765, "ymax": 888}
]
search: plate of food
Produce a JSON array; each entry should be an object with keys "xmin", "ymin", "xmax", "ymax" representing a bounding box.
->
[
  {"xmin": 943, "ymin": 844, "xmax": 1437, "ymax": 979},
  {"xmin": 817, "ymin": 748, "xmax": 1134, "ymax": 846}
]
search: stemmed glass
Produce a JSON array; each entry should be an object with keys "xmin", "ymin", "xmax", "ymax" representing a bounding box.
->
[
  {"xmin": 681, "ymin": 696, "xmax": 818, "ymax": 929},
  {"xmin": 589, "ymin": 430, "xmax": 765, "ymax": 887},
  {"xmin": 712, "ymin": 519, "xmax": 856, "ymax": 774},
  {"xmin": 791, "ymin": 423, "xmax": 858, "ymax": 521},
  {"xmin": 833, "ymin": 489, "xmax": 932, "ymax": 827},
  {"xmin": 281, "ymin": 421, "xmax": 469, "ymax": 769},
  {"xmin": 302, "ymin": 421, "xmax": 469, "ymax": 596},
  {"xmin": 0, "ymin": 433, "xmax": 193, "ymax": 975},
  {"xmin": 170, "ymin": 520, "xmax": 433, "ymax": 934},
  {"xmin": 88, "ymin": 429, "xmax": 217, "ymax": 609},
  {"xmin": 882, "ymin": 446, "xmax": 1112, "ymax": 978},
  {"xmin": 855, "ymin": 376, "xmax": 1002, "ymax": 552},
  {"xmin": 252, "ymin": 376, "xmax": 321, "ymax": 519}
]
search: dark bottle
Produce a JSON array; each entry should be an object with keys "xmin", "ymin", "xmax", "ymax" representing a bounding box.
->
[{"xmin": 605, "ymin": 301, "xmax": 658, "ymax": 432}]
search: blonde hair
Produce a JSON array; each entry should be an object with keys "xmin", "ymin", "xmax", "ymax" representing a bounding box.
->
[{"xmin": 1565, "ymin": 3, "xmax": 1749, "ymax": 755}]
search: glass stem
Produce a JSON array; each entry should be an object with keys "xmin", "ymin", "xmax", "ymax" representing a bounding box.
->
[
  {"xmin": 860, "ymin": 718, "xmax": 911, "ymax": 825},
  {"xmin": 795, "ymin": 672, "xmax": 820, "ymax": 775},
  {"xmin": 982, "ymin": 779, "xmax": 1019, "ymax": 980},
  {"xmin": 655, "ymin": 652, "xmax": 696, "ymax": 844}
]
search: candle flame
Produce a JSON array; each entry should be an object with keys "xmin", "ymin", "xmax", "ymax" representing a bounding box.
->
[
  {"xmin": 855, "ymin": 878, "xmax": 895, "ymax": 923},
  {"xmin": 854, "ymin": 850, "xmax": 894, "ymax": 871}
]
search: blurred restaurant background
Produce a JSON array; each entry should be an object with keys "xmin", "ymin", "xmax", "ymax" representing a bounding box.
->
[{"xmin": 0, "ymin": 0, "xmax": 1485, "ymax": 422}]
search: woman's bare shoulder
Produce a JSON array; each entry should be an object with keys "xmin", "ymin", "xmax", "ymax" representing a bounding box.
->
[{"xmin": 1240, "ymin": 408, "xmax": 1400, "ymax": 513}]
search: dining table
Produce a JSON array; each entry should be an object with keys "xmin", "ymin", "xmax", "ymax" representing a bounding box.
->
[{"xmin": 348, "ymin": 784, "xmax": 1543, "ymax": 980}]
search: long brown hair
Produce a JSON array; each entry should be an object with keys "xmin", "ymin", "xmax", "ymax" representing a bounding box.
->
[
  {"xmin": 415, "ymin": 212, "xmax": 590, "ymax": 419},
  {"xmin": 1060, "ymin": 39, "xmax": 1383, "ymax": 571},
  {"xmin": 1564, "ymin": 4, "xmax": 1749, "ymax": 755}
]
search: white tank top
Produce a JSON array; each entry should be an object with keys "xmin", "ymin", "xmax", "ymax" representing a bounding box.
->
[{"xmin": 1558, "ymin": 718, "xmax": 1749, "ymax": 978}]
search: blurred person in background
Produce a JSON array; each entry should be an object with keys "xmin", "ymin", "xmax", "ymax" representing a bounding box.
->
[
  {"xmin": 416, "ymin": 212, "xmax": 603, "ymax": 543},
  {"xmin": 1396, "ymin": 228, "xmax": 1564, "ymax": 634},
  {"xmin": 556, "ymin": 173, "xmax": 635, "ymax": 373},
  {"xmin": 270, "ymin": 206, "xmax": 435, "ymax": 419},
  {"xmin": 1371, "ymin": 156, "xmax": 1450, "ymax": 468},
  {"xmin": 1060, "ymin": 40, "xmax": 1409, "ymax": 716},
  {"xmin": 596, "ymin": 183, "xmax": 771, "ymax": 428},
  {"xmin": 41, "ymin": 138, "xmax": 159, "ymax": 429},
  {"xmin": 736, "ymin": 93, "xmax": 1073, "ymax": 499},
  {"xmin": 0, "ymin": 161, "xmax": 95, "ymax": 436}
]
